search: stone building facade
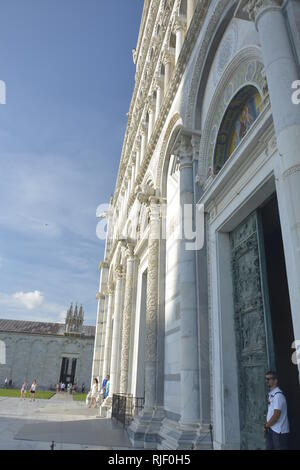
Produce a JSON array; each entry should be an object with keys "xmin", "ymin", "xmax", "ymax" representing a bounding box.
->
[
  {"xmin": 92, "ymin": 0, "xmax": 300, "ymax": 450},
  {"xmin": 0, "ymin": 306, "xmax": 95, "ymax": 390}
]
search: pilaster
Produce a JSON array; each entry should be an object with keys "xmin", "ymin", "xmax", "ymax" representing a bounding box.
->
[{"xmin": 119, "ymin": 242, "xmax": 137, "ymax": 394}]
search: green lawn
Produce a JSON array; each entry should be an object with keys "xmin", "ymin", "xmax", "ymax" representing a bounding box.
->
[
  {"xmin": 72, "ymin": 392, "xmax": 87, "ymax": 402},
  {"xmin": 0, "ymin": 388, "xmax": 55, "ymax": 399}
]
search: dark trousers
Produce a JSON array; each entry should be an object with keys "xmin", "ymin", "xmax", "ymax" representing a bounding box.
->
[{"xmin": 265, "ymin": 429, "xmax": 289, "ymax": 450}]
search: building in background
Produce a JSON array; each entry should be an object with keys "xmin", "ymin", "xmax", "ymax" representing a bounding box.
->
[
  {"xmin": 92, "ymin": 0, "xmax": 300, "ymax": 450},
  {"xmin": 0, "ymin": 304, "xmax": 95, "ymax": 390}
]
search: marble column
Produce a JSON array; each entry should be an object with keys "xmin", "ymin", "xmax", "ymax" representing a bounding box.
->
[
  {"xmin": 187, "ymin": 0, "xmax": 197, "ymax": 29},
  {"xmin": 135, "ymin": 137, "xmax": 141, "ymax": 180},
  {"xmin": 102, "ymin": 286, "xmax": 115, "ymax": 377},
  {"xmin": 148, "ymin": 100, "xmax": 155, "ymax": 142},
  {"xmin": 246, "ymin": 0, "xmax": 300, "ymax": 370},
  {"xmin": 162, "ymin": 49, "xmax": 174, "ymax": 92},
  {"xmin": 144, "ymin": 196, "xmax": 161, "ymax": 410},
  {"xmin": 99, "ymin": 293, "xmax": 108, "ymax": 381},
  {"xmin": 140, "ymin": 122, "xmax": 147, "ymax": 164},
  {"xmin": 131, "ymin": 155, "xmax": 136, "ymax": 194},
  {"xmin": 178, "ymin": 134, "xmax": 200, "ymax": 425},
  {"xmin": 174, "ymin": 17, "xmax": 186, "ymax": 63},
  {"xmin": 119, "ymin": 243, "xmax": 137, "ymax": 394},
  {"xmin": 109, "ymin": 264, "xmax": 124, "ymax": 396},
  {"xmin": 92, "ymin": 291, "xmax": 105, "ymax": 380},
  {"xmin": 154, "ymin": 75, "xmax": 164, "ymax": 121}
]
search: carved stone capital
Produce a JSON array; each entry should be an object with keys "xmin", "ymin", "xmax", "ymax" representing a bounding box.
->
[
  {"xmin": 125, "ymin": 242, "xmax": 136, "ymax": 259},
  {"xmin": 136, "ymin": 183, "xmax": 156, "ymax": 205},
  {"xmin": 98, "ymin": 261, "xmax": 109, "ymax": 271},
  {"xmin": 173, "ymin": 134, "xmax": 193, "ymax": 169},
  {"xmin": 140, "ymin": 120, "xmax": 147, "ymax": 135},
  {"xmin": 135, "ymin": 135, "xmax": 142, "ymax": 150},
  {"xmin": 244, "ymin": 0, "xmax": 283, "ymax": 22},
  {"xmin": 174, "ymin": 15, "xmax": 186, "ymax": 33},
  {"xmin": 108, "ymin": 286, "xmax": 115, "ymax": 296},
  {"xmin": 96, "ymin": 291, "xmax": 105, "ymax": 300},
  {"xmin": 126, "ymin": 166, "xmax": 132, "ymax": 179},
  {"xmin": 162, "ymin": 47, "xmax": 175, "ymax": 65},
  {"xmin": 147, "ymin": 97, "xmax": 155, "ymax": 114},
  {"xmin": 153, "ymin": 73, "xmax": 164, "ymax": 89},
  {"xmin": 131, "ymin": 153, "xmax": 136, "ymax": 166},
  {"xmin": 114, "ymin": 264, "xmax": 124, "ymax": 280}
]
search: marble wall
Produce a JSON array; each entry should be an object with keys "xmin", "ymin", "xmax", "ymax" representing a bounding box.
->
[{"xmin": 0, "ymin": 332, "xmax": 94, "ymax": 390}]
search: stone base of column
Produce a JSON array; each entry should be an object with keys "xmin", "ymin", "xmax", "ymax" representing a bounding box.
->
[
  {"xmin": 99, "ymin": 396, "xmax": 112, "ymax": 418},
  {"xmin": 157, "ymin": 419, "xmax": 213, "ymax": 450},
  {"xmin": 127, "ymin": 406, "xmax": 165, "ymax": 449}
]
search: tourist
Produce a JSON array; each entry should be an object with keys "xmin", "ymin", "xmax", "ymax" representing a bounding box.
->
[
  {"xmin": 29, "ymin": 379, "xmax": 37, "ymax": 402},
  {"xmin": 101, "ymin": 375, "xmax": 109, "ymax": 400},
  {"xmin": 20, "ymin": 381, "xmax": 27, "ymax": 400},
  {"xmin": 104, "ymin": 375, "xmax": 110, "ymax": 399},
  {"xmin": 4, "ymin": 377, "xmax": 8, "ymax": 388},
  {"xmin": 263, "ymin": 371, "xmax": 290, "ymax": 450},
  {"xmin": 81, "ymin": 383, "xmax": 85, "ymax": 393},
  {"xmin": 89, "ymin": 378, "xmax": 98, "ymax": 408},
  {"xmin": 61, "ymin": 382, "xmax": 65, "ymax": 392}
]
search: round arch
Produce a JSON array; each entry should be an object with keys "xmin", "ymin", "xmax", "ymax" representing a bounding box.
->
[
  {"xmin": 213, "ymin": 84, "xmax": 263, "ymax": 174},
  {"xmin": 155, "ymin": 112, "xmax": 182, "ymax": 195},
  {"xmin": 183, "ymin": 0, "xmax": 236, "ymax": 129},
  {"xmin": 197, "ymin": 46, "xmax": 265, "ymax": 185}
]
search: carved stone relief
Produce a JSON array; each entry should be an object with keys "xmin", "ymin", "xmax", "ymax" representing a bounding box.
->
[{"xmin": 230, "ymin": 211, "xmax": 268, "ymax": 450}]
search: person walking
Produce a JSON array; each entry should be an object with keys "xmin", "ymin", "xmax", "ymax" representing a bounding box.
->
[
  {"xmin": 4, "ymin": 377, "xmax": 8, "ymax": 388},
  {"xmin": 263, "ymin": 371, "xmax": 290, "ymax": 450},
  {"xmin": 89, "ymin": 378, "xmax": 98, "ymax": 408},
  {"xmin": 29, "ymin": 379, "xmax": 37, "ymax": 402},
  {"xmin": 20, "ymin": 381, "xmax": 27, "ymax": 400}
]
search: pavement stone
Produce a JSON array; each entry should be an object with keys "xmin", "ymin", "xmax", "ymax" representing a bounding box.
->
[{"xmin": 0, "ymin": 393, "xmax": 131, "ymax": 450}]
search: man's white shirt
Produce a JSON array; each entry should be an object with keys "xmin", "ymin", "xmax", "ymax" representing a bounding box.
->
[{"xmin": 267, "ymin": 387, "xmax": 289, "ymax": 434}]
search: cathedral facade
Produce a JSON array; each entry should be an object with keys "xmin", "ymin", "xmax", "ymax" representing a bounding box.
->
[{"xmin": 92, "ymin": 0, "xmax": 300, "ymax": 449}]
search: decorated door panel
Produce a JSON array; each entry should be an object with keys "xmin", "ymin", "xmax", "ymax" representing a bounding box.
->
[{"xmin": 230, "ymin": 212, "xmax": 271, "ymax": 450}]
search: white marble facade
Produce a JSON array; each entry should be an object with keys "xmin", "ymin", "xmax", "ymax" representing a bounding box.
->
[{"xmin": 92, "ymin": 0, "xmax": 300, "ymax": 450}]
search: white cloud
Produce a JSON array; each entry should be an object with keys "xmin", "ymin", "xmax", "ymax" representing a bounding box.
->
[
  {"xmin": 0, "ymin": 291, "xmax": 68, "ymax": 323},
  {"xmin": 13, "ymin": 290, "xmax": 44, "ymax": 310}
]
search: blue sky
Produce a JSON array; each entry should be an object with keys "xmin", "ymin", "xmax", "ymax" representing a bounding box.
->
[{"xmin": 0, "ymin": 0, "xmax": 144, "ymax": 325}]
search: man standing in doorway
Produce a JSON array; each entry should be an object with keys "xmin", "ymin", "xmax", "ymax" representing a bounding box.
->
[{"xmin": 263, "ymin": 371, "xmax": 290, "ymax": 450}]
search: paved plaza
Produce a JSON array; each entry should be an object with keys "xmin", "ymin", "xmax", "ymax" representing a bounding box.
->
[{"xmin": 0, "ymin": 393, "xmax": 131, "ymax": 450}]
